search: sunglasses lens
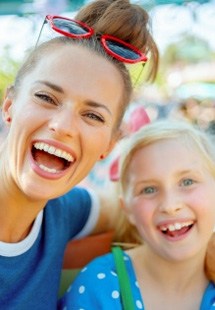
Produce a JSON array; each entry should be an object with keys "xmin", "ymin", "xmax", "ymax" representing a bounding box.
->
[
  {"xmin": 52, "ymin": 18, "xmax": 90, "ymax": 35},
  {"xmin": 127, "ymin": 62, "xmax": 146, "ymax": 88},
  {"xmin": 105, "ymin": 39, "xmax": 141, "ymax": 61}
]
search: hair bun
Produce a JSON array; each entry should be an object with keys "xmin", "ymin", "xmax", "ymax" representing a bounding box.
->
[{"xmin": 75, "ymin": 0, "xmax": 159, "ymax": 81}]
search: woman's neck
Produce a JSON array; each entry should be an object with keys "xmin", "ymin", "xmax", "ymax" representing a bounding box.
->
[{"xmin": 0, "ymin": 175, "xmax": 46, "ymax": 243}]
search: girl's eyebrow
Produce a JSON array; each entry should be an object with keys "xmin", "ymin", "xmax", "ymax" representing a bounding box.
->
[{"xmin": 34, "ymin": 80, "xmax": 112, "ymax": 115}]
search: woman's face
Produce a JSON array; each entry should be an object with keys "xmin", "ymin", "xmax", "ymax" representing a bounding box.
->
[{"xmin": 2, "ymin": 45, "xmax": 124, "ymax": 200}]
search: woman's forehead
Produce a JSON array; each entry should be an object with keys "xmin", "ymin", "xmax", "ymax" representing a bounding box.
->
[{"xmin": 32, "ymin": 44, "xmax": 122, "ymax": 82}]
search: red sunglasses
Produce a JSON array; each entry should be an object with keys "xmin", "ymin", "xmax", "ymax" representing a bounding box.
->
[{"xmin": 36, "ymin": 15, "xmax": 148, "ymax": 64}]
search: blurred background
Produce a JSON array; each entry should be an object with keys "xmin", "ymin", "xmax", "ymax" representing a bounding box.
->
[{"xmin": 0, "ymin": 0, "xmax": 214, "ymax": 185}]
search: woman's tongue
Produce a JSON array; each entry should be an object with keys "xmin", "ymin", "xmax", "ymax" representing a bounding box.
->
[{"xmin": 34, "ymin": 150, "xmax": 65, "ymax": 171}]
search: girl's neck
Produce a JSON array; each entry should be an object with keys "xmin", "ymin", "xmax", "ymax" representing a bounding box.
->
[{"xmin": 127, "ymin": 245, "xmax": 209, "ymax": 310}]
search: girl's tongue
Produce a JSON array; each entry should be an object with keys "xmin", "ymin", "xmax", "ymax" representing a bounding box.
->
[{"xmin": 166, "ymin": 226, "xmax": 191, "ymax": 238}]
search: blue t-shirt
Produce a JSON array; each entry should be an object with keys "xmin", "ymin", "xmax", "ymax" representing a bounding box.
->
[
  {"xmin": 0, "ymin": 187, "xmax": 97, "ymax": 310},
  {"xmin": 59, "ymin": 251, "xmax": 215, "ymax": 310}
]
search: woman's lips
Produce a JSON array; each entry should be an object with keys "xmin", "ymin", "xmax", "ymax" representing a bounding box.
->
[{"xmin": 30, "ymin": 140, "xmax": 76, "ymax": 180}]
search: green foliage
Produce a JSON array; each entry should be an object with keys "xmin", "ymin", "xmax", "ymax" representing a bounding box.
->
[
  {"xmin": 0, "ymin": 46, "xmax": 20, "ymax": 105},
  {"xmin": 162, "ymin": 35, "xmax": 214, "ymax": 65}
]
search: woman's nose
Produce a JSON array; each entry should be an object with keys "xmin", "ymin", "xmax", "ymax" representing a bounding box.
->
[{"xmin": 48, "ymin": 109, "xmax": 79, "ymax": 138}]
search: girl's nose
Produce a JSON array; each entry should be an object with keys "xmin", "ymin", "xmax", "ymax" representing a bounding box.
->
[{"xmin": 159, "ymin": 191, "xmax": 183, "ymax": 215}]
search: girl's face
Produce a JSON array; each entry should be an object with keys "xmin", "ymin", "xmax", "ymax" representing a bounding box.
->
[
  {"xmin": 2, "ymin": 45, "xmax": 124, "ymax": 200},
  {"xmin": 123, "ymin": 138, "xmax": 215, "ymax": 262}
]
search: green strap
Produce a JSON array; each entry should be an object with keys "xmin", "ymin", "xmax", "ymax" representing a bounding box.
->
[{"xmin": 112, "ymin": 246, "xmax": 136, "ymax": 310}]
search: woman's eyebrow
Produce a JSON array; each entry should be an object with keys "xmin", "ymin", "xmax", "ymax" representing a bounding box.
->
[
  {"xmin": 34, "ymin": 80, "xmax": 64, "ymax": 93},
  {"xmin": 85, "ymin": 100, "xmax": 112, "ymax": 116}
]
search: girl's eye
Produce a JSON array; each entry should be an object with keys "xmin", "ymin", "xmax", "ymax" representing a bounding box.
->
[
  {"xmin": 85, "ymin": 112, "xmax": 105, "ymax": 123},
  {"xmin": 181, "ymin": 178, "xmax": 194, "ymax": 187},
  {"xmin": 140, "ymin": 186, "xmax": 157, "ymax": 195},
  {"xmin": 34, "ymin": 93, "xmax": 57, "ymax": 105}
]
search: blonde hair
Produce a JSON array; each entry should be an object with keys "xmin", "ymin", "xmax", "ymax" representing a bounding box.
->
[{"xmin": 114, "ymin": 119, "xmax": 215, "ymax": 282}]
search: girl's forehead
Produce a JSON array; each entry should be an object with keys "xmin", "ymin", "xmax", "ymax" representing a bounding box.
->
[
  {"xmin": 127, "ymin": 137, "xmax": 202, "ymax": 169},
  {"xmin": 132, "ymin": 136, "xmax": 195, "ymax": 156},
  {"xmin": 126, "ymin": 136, "xmax": 215, "ymax": 178}
]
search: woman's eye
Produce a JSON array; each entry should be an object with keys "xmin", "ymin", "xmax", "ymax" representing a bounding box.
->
[
  {"xmin": 181, "ymin": 178, "xmax": 194, "ymax": 187},
  {"xmin": 85, "ymin": 112, "xmax": 105, "ymax": 123},
  {"xmin": 34, "ymin": 93, "xmax": 57, "ymax": 105}
]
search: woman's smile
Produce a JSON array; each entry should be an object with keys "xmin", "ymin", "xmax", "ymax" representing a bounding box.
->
[{"xmin": 30, "ymin": 139, "xmax": 76, "ymax": 180}]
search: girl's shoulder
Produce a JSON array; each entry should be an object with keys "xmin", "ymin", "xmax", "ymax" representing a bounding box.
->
[{"xmin": 200, "ymin": 281, "xmax": 215, "ymax": 309}]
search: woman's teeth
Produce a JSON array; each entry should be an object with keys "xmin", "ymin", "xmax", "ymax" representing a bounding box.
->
[
  {"xmin": 34, "ymin": 142, "xmax": 74, "ymax": 162},
  {"xmin": 38, "ymin": 164, "xmax": 59, "ymax": 174}
]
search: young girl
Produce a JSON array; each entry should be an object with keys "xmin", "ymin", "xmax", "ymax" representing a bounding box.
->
[
  {"xmin": 0, "ymin": 0, "xmax": 158, "ymax": 308},
  {"xmin": 61, "ymin": 120, "xmax": 215, "ymax": 309}
]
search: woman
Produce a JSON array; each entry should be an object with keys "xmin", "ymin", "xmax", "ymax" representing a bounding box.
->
[{"xmin": 0, "ymin": 0, "xmax": 158, "ymax": 308}]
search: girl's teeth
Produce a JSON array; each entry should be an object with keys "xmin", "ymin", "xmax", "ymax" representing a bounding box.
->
[
  {"xmin": 161, "ymin": 221, "xmax": 193, "ymax": 232},
  {"xmin": 174, "ymin": 223, "xmax": 182, "ymax": 230},
  {"xmin": 169, "ymin": 225, "xmax": 176, "ymax": 232}
]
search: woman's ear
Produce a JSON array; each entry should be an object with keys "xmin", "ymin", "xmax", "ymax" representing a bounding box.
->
[{"xmin": 2, "ymin": 86, "xmax": 14, "ymax": 126}]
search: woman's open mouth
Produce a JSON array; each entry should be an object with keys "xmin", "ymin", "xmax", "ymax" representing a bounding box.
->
[{"xmin": 31, "ymin": 142, "xmax": 75, "ymax": 175}]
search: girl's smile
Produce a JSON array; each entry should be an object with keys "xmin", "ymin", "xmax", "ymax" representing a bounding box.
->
[{"xmin": 157, "ymin": 219, "xmax": 195, "ymax": 241}]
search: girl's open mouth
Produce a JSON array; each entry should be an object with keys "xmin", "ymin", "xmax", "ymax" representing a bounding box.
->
[{"xmin": 159, "ymin": 221, "xmax": 194, "ymax": 238}]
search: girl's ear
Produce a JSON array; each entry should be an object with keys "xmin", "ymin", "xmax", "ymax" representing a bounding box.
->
[{"xmin": 119, "ymin": 196, "xmax": 135, "ymax": 225}]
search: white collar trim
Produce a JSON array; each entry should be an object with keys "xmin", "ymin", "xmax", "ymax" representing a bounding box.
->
[{"xmin": 0, "ymin": 210, "xmax": 43, "ymax": 257}]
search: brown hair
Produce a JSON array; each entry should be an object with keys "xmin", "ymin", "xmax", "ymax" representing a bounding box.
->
[
  {"xmin": 76, "ymin": 0, "xmax": 159, "ymax": 81},
  {"xmin": 13, "ymin": 0, "xmax": 158, "ymax": 131}
]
